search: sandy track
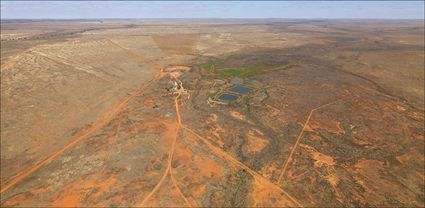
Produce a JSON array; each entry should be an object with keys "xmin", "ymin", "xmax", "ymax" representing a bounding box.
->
[
  {"xmin": 139, "ymin": 88, "xmax": 192, "ymax": 207},
  {"xmin": 107, "ymin": 38, "xmax": 191, "ymax": 207},
  {"xmin": 106, "ymin": 38, "xmax": 163, "ymax": 70},
  {"xmin": 277, "ymin": 98, "xmax": 346, "ymax": 183},
  {"xmin": 31, "ymin": 50, "xmax": 107, "ymax": 80}
]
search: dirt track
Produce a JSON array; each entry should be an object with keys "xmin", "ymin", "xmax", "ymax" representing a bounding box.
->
[
  {"xmin": 277, "ymin": 98, "xmax": 347, "ymax": 183},
  {"xmin": 1, "ymin": 39, "xmax": 164, "ymax": 194}
]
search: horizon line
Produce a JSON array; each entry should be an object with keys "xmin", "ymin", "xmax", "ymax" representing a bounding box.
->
[{"xmin": 2, "ymin": 17, "xmax": 424, "ymax": 21}]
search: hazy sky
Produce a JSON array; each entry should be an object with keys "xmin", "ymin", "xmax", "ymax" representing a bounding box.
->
[{"xmin": 1, "ymin": 1, "xmax": 424, "ymax": 19}]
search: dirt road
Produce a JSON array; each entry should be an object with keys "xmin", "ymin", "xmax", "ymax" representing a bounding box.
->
[
  {"xmin": 277, "ymin": 98, "xmax": 346, "ymax": 183},
  {"xmin": 0, "ymin": 40, "xmax": 164, "ymax": 194}
]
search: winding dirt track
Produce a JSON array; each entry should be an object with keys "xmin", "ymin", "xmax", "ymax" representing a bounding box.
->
[
  {"xmin": 170, "ymin": 95, "xmax": 192, "ymax": 206},
  {"xmin": 139, "ymin": 94, "xmax": 192, "ymax": 207},
  {"xmin": 0, "ymin": 39, "xmax": 164, "ymax": 194}
]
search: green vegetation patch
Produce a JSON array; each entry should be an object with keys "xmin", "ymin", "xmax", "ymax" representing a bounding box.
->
[
  {"xmin": 200, "ymin": 60, "xmax": 222, "ymax": 73},
  {"xmin": 202, "ymin": 60, "xmax": 298, "ymax": 79},
  {"xmin": 218, "ymin": 67, "xmax": 257, "ymax": 78}
]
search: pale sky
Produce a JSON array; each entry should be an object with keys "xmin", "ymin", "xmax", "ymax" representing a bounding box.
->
[{"xmin": 1, "ymin": 1, "xmax": 424, "ymax": 19}]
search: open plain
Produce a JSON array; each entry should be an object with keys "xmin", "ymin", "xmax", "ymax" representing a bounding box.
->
[{"xmin": 1, "ymin": 19, "xmax": 424, "ymax": 207}]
